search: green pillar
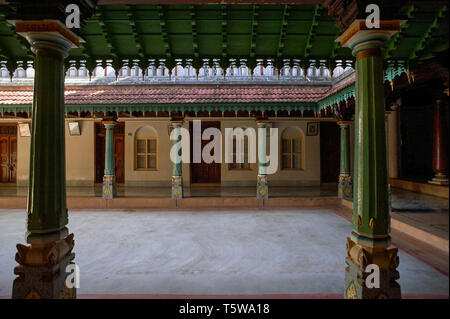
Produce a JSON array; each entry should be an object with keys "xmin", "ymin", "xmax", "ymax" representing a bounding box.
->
[
  {"xmin": 256, "ymin": 121, "xmax": 269, "ymax": 199},
  {"xmin": 171, "ymin": 121, "xmax": 183, "ymax": 200},
  {"xmin": 12, "ymin": 20, "xmax": 81, "ymax": 299},
  {"xmin": 338, "ymin": 121, "xmax": 352, "ymax": 200},
  {"xmin": 337, "ymin": 21, "xmax": 401, "ymax": 299},
  {"xmin": 103, "ymin": 122, "xmax": 116, "ymax": 199}
]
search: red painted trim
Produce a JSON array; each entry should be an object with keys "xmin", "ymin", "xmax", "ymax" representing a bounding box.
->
[
  {"xmin": 391, "ymin": 242, "xmax": 449, "ymax": 277},
  {"xmin": 1, "ymin": 294, "xmax": 448, "ymax": 299}
]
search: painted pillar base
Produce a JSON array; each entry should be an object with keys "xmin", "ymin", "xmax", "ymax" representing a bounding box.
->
[
  {"xmin": 338, "ymin": 175, "xmax": 353, "ymax": 200},
  {"xmin": 257, "ymin": 175, "xmax": 268, "ymax": 199},
  {"xmin": 429, "ymin": 173, "xmax": 449, "ymax": 186},
  {"xmin": 102, "ymin": 175, "xmax": 117, "ymax": 199},
  {"xmin": 344, "ymin": 237, "xmax": 400, "ymax": 299},
  {"xmin": 172, "ymin": 176, "xmax": 183, "ymax": 199},
  {"xmin": 12, "ymin": 229, "xmax": 76, "ymax": 299}
]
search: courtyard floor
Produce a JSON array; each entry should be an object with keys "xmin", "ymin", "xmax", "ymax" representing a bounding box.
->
[{"xmin": 0, "ymin": 208, "xmax": 448, "ymax": 298}]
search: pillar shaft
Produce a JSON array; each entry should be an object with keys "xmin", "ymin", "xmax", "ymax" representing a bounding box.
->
[
  {"xmin": 353, "ymin": 49, "xmax": 389, "ymax": 240},
  {"xmin": 103, "ymin": 122, "xmax": 117, "ymax": 199},
  {"xmin": 171, "ymin": 121, "xmax": 183, "ymax": 199},
  {"xmin": 12, "ymin": 20, "xmax": 80, "ymax": 299},
  {"xmin": 104, "ymin": 123, "xmax": 115, "ymax": 175},
  {"xmin": 339, "ymin": 122, "xmax": 351, "ymax": 176},
  {"xmin": 429, "ymin": 98, "xmax": 448, "ymax": 185},
  {"xmin": 27, "ymin": 38, "xmax": 68, "ymax": 234},
  {"xmin": 337, "ymin": 21, "xmax": 402, "ymax": 299},
  {"xmin": 338, "ymin": 121, "xmax": 352, "ymax": 199},
  {"xmin": 386, "ymin": 108, "xmax": 399, "ymax": 179},
  {"xmin": 256, "ymin": 121, "xmax": 269, "ymax": 199}
]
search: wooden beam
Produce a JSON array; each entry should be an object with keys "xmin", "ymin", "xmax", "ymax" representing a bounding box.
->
[
  {"xmin": 96, "ymin": 6, "xmax": 118, "ymax": 59},
  {"xmin": 276, "ymin": 4, "xmax": 290, "ymax": 58},
  {"xmin": 409, "ymin": 4, "xmax": 448, "ymax": 62},
  {"xmin": 189, "ymin": 5, "xmax": 199, "ymax": 59},
  {"xmin": 98, "ymin": 0, "xmax": 326, "ymax": 4},
  {"xmin": 329, "ymin": 41, "xmax": 339, "ymax": 59},
  {"xmin": 385, "ymin": 4, "xmax": 416, "ymax": 60},
  {"xmin": 126, "ymin": 4, "xmax": 145, "ymax": 58},
  {"xmin": 249, "ymin": 4, "xmax": 259, "ymax": 58},
  {"xmin": 304, "ymin": 4, "xmax": 321, "ymax": 58},
  {"xmin": 157, "ymin": 4, "xmax": 172, "ymax": 60},
  {"xmin": 0, "ymin": 14, "xmax": 30, "ymax": 59},
  {"xmin": 221, "ymin": 4, "xmax": 228, "ymax": 60}
]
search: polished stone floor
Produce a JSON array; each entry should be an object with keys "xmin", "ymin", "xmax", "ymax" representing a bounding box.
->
[
  {"xmin": 0, "ymin": 184, "xmax": 338, "ymax": 198},
  {"xmin": 0, "ymin": 209, "xmax": 448, "ymax": 297},
  {"xmin": 1, "ymin": 185, "xmax": 448, "ymax": 242},
  {"xmin": 390, "ymin": 188, "xmax": 449, "ymax": 240}
]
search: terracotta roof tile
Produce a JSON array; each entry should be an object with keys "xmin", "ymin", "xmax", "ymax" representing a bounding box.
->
[{"xmin": 0, "ymin": 84, "xmax": 341, "ymax": 105}]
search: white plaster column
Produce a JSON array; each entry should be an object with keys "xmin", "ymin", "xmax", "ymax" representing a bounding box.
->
[{"xmin": 386, "ymin": 99, "xmax": 400, "ymax": 179}]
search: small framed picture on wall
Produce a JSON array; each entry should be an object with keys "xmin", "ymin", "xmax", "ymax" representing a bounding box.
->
[
  {"xmin": 18, "ymin": 123, "xmax": 31, "ymax": 137},
  {"xmin": 68, "ymin": 122, "xmax": 81, "ymax": 136},
  {"xmin": 306, "ymin": 122, "xmax": 319, "ymax": 136}
]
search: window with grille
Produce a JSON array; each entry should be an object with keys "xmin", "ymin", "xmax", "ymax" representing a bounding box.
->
[
  {"xmin": 281, "ymin": 137, "xmax": 303, "ymax": 170},
  {"xmin": 229, "ymin": 136, "xmax": 252, "ymax": 170},
  {"xmin": 135, "ymin": 137, "xmax": 157, "ymax": 170}
]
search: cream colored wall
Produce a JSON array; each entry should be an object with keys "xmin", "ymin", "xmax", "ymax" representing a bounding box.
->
[
  {"xmin": 65, "ymin": 119, "xmax": 95, "ymax": 186},
  {"xmin": 220, "ymin": 119, "xmax": 258, "ymax": 186},
  {"xmin": 269, "ymin": 119, "xmax": 321, "ymax": 186},
  {"xmin": 123, "ymin": 119, "xmax": 183, "ymax": 187},
  {"xmin": 11, "ymin": 117, "xmax": 325, "ymax": 187},
  {"xmin": 12, "ymin": 119, "xmax": 95, "ymax": 186},
  {"xmin": 16, "ymin": 120, "xmax": 31, "ymax": 186},
  {"xmin": 123, "ymin": 118, "xmax": 322, "ymax": 187}
]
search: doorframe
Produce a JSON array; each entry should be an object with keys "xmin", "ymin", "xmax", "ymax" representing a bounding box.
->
[
  {"xmin": 94, "ymin": 122, "xmax": 125, "ymax": 185},
  {"xmin": 189, "ymin": 120, "xmax": 222, "ymax": 185},
  {"xmin": 0, "ymin": 123, "xmax": 18, "ymax": 184}
]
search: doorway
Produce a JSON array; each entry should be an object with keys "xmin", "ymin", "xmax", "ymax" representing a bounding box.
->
[
  {"xmin": 95, "ymin": 122, "xmax": 125, "ymax": 184},
  {"xmin": 0, "ymin": 125, "xmax": 17, "ymax": 183},
  {"xmin": 190, "ymin": 121, "xmax": 221, "ymax": 184},
  {"xmin": 320, "ymin": 121, "xmax": 340, "ymax": 183}
]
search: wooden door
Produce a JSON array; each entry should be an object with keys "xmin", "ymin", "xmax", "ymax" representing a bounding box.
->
[
  {"xmin": 9, "ymin": 136, "xmax": 17, "ymax": 181},
  {"xmin": 0, "ymin": 125, "xmax": 17, "ymax": 183},
  {"xmin": 95, "ymin": 123, "xmax": 125, "ymax": 184},
  {"xmin": 95, "ymin": 132, "xmax": 105, "ymax": 183},
  {"xmin": 0, "ymin": 136, "xmax": 9, "ymax": 182},
  {"xmin": 190, "ymin": 121, "xmax": 221, "ymax": 184},
  {"xmin": 114, "ymin": 135, "xmax": 125, "ymax": 183},
  {"xmin": 320, "ymin": 122, "xmax": 340, "ymax": 183}
]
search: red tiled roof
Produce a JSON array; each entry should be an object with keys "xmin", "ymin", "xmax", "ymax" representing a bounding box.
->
[
  {"xmin": 0, "ymin": 84, "xmax": 332, "ymax": 105},
  {"xmin": 321, "ymin": 76, "xmax": 355, "ymax": 99}
]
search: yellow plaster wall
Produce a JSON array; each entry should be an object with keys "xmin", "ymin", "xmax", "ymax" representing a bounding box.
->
[
  {"xmin": 121, "ymin": 118, "xmax": 321, "ymax": 187},
  {"xmin": 15, "ymin": 119, "xmax": 95, "ymax": 186},
  {"xmin": 123, "ymin": 119, "xmax": 187, "ymax": 187},
  {"xmin": 16, "ymin": 120, "xmax": 31, "ymax": 186},
  {"xmin": 65, "ymin": 119, "xmax": 95, "ymax": 186},
  {"xmin": 13, "ymin": 117, "xmax": 324, "ymax": 187}
]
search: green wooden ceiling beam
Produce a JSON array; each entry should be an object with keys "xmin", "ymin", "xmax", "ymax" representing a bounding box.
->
[
  {"xmin": 249, "ymin": 4, "xmax": 259, "ymax": 59},
  {"xmin": 385, "ymin": 5, "xmax": 416, "ymax": 60},
  {"xmin": 408, "ymin": 4, "xmax": 448, "ymax": 62},
  {"xmin": 157, "ymin": 4, "xmax": 173, "ymax": 68},
  {"xmin": 276, "ymin": 4, "xmax": 290, "ymax": 62},
  {"xmin": 0, "ymin": 41, "xmax": 10, "ymax": 60},
  {"xmin": 0, "ymin": 3, "xmax": 447, "ymax": 68},
  {"xmin": 189, "ymin": 5, "xmax": 199, "ymax": 60},
  {"xmin": 126, "ymin": 4, "xmax": 145, "ymax": 59},
  {"xmin": 96, "ymin": 7, "xmax": 118, "ymax": 60},
  {"xmin": 304, "ymin": 4, "xmax": 321, "ymax": 58},
  {"xmin": 220, "ymin": 4, "xmax": 228, "ymax": 70},
  {"xmin": 0, "ymin": 12, "xmax": 30, "ymax": 60}
]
